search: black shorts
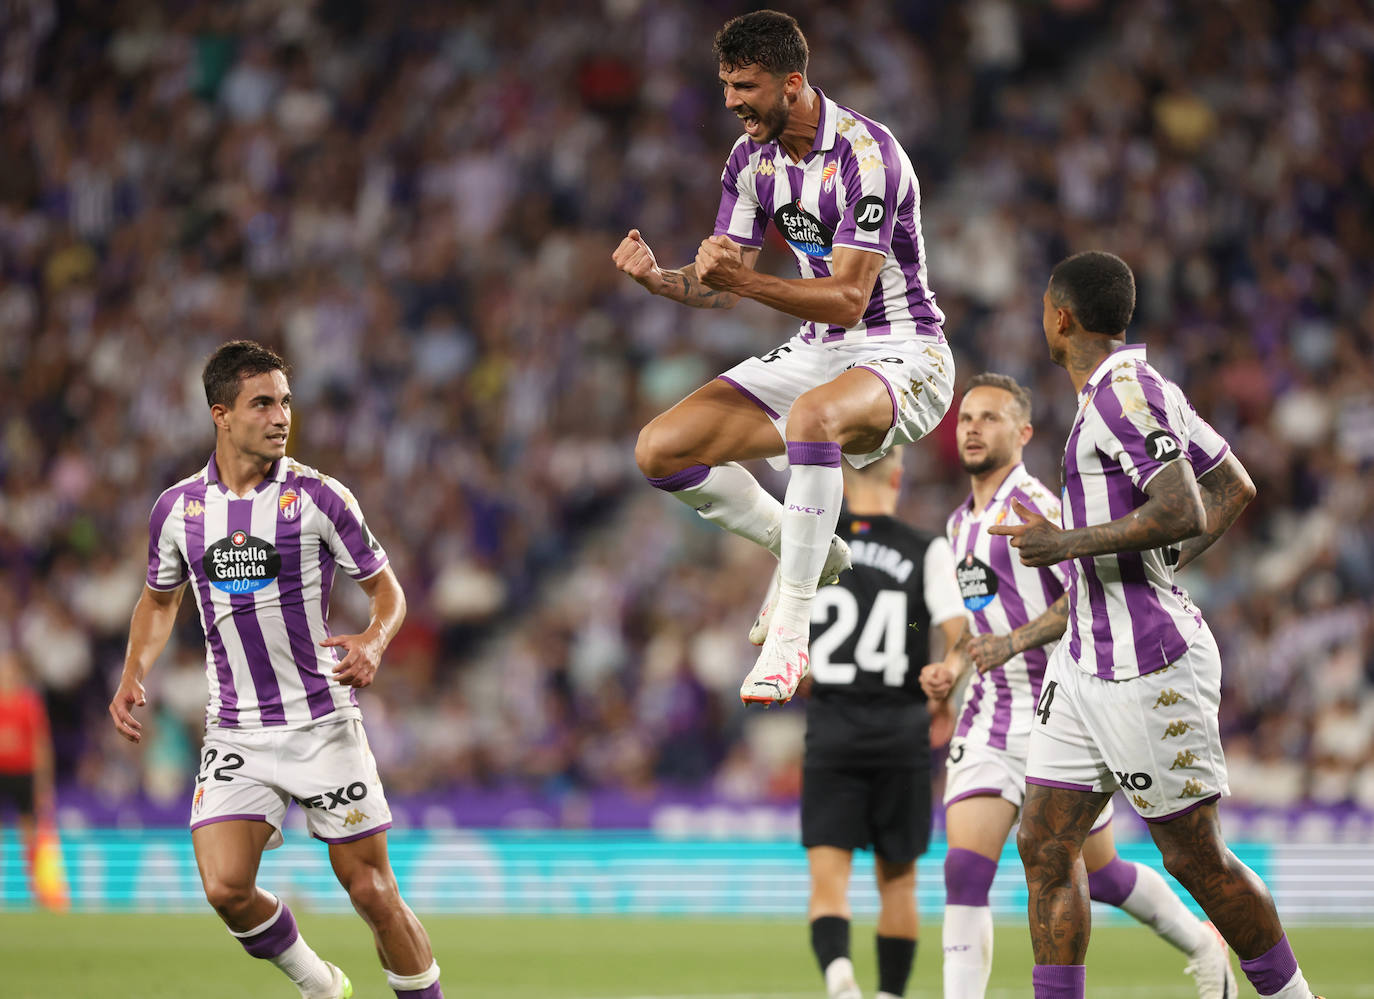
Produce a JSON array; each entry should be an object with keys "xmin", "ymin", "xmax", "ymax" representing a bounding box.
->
[
  {"xmin": 0, "ymin": 774, "xmax": 35, "ymax": 816},
  {"xmin": 801, "ymin": 764, "xmax": 932, "ymax": 863}
]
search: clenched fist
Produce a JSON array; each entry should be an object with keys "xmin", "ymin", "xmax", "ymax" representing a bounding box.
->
[{"xmin": 612, "ymin": 229, "xmax": 665, "ymax": 294}]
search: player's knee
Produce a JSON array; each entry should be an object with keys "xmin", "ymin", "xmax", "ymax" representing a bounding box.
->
[
  {"xmin": 785, "ymin": 393, "xmax": 840, "ymax": 443},
  {"xmin": 635, "ymin": 417, "xmax": 686, "ymax": 479},
  {"xmin": 345, "ymin": 865, "xmax": 400, "ymax": 918},
  {"xmin": 201, "ymin": 875, "xmax": 256, "ymax": 918},
  {"xmin": 1016, "ymin": 823, "xmax": 1067, "ymax": 877}
]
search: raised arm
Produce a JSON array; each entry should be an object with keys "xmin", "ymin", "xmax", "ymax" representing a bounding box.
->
[
  {"xmin": 110, "ymin": 584, "xmax": 186, "ymax": 743},
  {"xmin": 1175, "ymin": 452, "xmax": 1255, "ymax": 571},
  {"xmin": 697, "ymin": 242, "xmax": 884, "ymax": 329},
  {"xmin": 990, "ymin": 462, "xmax": 1205, "ymax": 568},
  {"xmin": 612, "ymin": 228, "xmax": 759, "ymax": 309}
]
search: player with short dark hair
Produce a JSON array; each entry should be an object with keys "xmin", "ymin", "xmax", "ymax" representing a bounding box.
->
[
  {"xmin": 922, "ymin": 373, "xmax": 1234, "ymax": 999},
  {"xmin": 790, "ymin": 446, "xmax": 967, "ymax": 999},
  {"xmin": 614, "ymin": 9, "xmax": 954, "ymax": 709},
  {"xmin": 110, "ymin": 340, "xmax": 444, "ymax": 999},
  {"xmin": 995, "ymin": 253, "xmax": 1319, "ymax": 999}
]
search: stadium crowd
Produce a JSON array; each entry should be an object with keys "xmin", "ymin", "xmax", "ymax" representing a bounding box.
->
[{"xmin": 0, "ymin": 0, "xmax": 1370, "ymax": 820}]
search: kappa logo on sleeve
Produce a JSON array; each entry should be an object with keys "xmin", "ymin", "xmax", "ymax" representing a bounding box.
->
[{"xmin": 1145, "ymin": 431, "xmax": 1181, "ymax": 462}]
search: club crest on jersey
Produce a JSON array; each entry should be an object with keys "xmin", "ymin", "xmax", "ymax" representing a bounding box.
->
[
  {"xmin": 204, "ymin": 532, "xmax": 282, "ymax": 594},
  {"xmin": 821, "ymin": 162, "xmax": 838, "ymax": 193},
  {"xmin": 774, "ymin": 201, "xmax": 834, "ymax": 258},
  {"xmin": 957, "ymin": 553, "xmax": 999, "ymax": 611},
  {"xmin": 278, "ymin": 488, "xmax": 300, "ymax": 521}
]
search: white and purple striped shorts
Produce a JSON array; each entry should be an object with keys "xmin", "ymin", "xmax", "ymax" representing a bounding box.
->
[
  {"xmin": 718, "ymin": 331, "xmax": 954, "ymax": 470},
  {"xmin": 1025, "ymin": 625, "xmax": 1229, "ymax": 823},
  {"xmin": 189, "ymin": 717, "xmax": 393, "ymax": 848}
]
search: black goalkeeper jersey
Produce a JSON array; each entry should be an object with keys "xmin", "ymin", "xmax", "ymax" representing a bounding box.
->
[{"xmin": 804, "ymin": 513, "xmax": 940, "ymax": 769}]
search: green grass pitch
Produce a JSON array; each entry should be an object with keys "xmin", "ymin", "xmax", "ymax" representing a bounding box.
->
[{"xmin": 0, "ymin": 913, "xmax": 1367, "ymax": 997}]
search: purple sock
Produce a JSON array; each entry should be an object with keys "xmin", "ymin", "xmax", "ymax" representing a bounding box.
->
[
  {"xmin": 1087, "ymin": 856, "xmax": 1138, "ymax": 907},
  {"xmin": 1239, "ymin": 934, "xmax": 1299, "ymax": 996},
  {"xmin": 1032, "ymin": 964, "xmax": 1086, "ymax": 998},
  {"xmin": 785, "ymin": 440, "xmax": 842, "ymax": 467},
  {"xmin": 645, "ymin": 463, "xmax": 710, "ymax": 491},
  {"xmin": 236, "ymin": 901, "xmax": 299, "ymax": 959},
  {"xmin": 395, "ymin": 985, "xmax": 443, "ymax": 999},
  {"xmin": 945, "ymin": 847, "xmax": 999, "ymax": 906}
]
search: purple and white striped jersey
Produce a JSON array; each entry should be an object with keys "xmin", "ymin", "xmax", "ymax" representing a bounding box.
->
[
  {"xmin": 947, "ymin": 464, "xmax": 1069, "ymax": 755},
  {"xmin": 1061, "ymin": 344, "xmax": 1231, "ymax": 681},
  {"xmin": 713, "ymin": 88, "xmax": 944, "ymax": 345},
  {"xmin": 145, "ymin": 455, "xmax": 388, "ymax": 730}
]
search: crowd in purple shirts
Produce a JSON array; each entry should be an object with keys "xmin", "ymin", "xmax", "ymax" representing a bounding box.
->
[{"xmin": 0, "ymin": 0, "xmax": 1370, "ymax": 818}]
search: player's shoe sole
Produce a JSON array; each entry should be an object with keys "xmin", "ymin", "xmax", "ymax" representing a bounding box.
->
[
  {"xmin": 740, "ymin": 626, "xmax": 810, "ymax": 706},
  {"xmin": 748, "ymin": 535, "xmax": 852, "ymax": 645}
]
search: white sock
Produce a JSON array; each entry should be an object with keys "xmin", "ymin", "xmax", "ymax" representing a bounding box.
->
[
  {"xmin": 942, "ymin": 903, "xmax": 994, "ymax": 999},
  {"xmin": 654, "ymin": 462, "xmax": 781, "ymax": 550},
  {"xmin": 775, "ymin": 444, "xmax": 843, "ymax": 634},
  {"xmin": 1269, "ymin": 969, "xmax": 1314, "ymax": 998},
  {"xmin": 1118, "ymin": 863, "xmax": 1207, "ymax": 955},
  {"xmin": 386, "ymin": 960, "xmax": 442, "ymax": 993}
]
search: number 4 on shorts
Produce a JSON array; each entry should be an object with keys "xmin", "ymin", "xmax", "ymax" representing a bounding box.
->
[{"xmin": 1035, "ymin": 680, "xmax": 1058, "ymax": 725}]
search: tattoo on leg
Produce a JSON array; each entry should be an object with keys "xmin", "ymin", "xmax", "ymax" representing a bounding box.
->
[
  {"xmin": 1018, "ymin": 785, "xmax": 1112, "ymax": 965},
  {"xmin": 1150, "ymin": 804, "xmax": 1284, "ymax": 960}
]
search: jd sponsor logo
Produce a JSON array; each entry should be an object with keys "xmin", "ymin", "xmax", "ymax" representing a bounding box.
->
[
  {"xmin": 203, "ymin": 532, "xmax": 281, "ymax": 593},
  {"xmin": 297, "ymin": 782, "xmax": 369, "ymax": 810},
  {"xmin": 1145, "ymin": 431, "xmax": 1181, "ymax": 462}
]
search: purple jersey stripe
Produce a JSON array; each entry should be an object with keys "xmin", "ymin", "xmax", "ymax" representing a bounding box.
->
[
  {"xmin": 275, "ymin": 476, "xmax": 336, "ymax": 720},
  {"xmin": 1062, "ymin": 420, "xmax": 1117, "ymax": 677},
  {"xmin": 183, "ymin": 482, "xmax": 239, "ymax": 727},
  {"xmin": 227, "ymin": 499, "xmax": 287, "ymax": 726},
  {"xmin": 1097, "ymin": 451, "xmax": 1190, "ymax": 676},
  {"xmin": 298, "ymin": 479, "xmax": 386, "ymax": 579},
  {"xmin": 1062, "ymin": 422, "xmax": 1087, "ymax": 663},
  {"xmin": 1091, "ymin": 382, "xmax": 1173, "ymax": 489},
  {"xmin": 146, "ymin": 485, "xmax": 191, "ymax": 588},
  {"xmin": 987, "ymin": 523, "xmax": 1030, "ymax": 749}
]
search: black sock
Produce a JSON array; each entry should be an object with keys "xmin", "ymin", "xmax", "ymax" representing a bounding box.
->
[
  {"xmin": 810, "ymin": 915, "xmax": 850, "ymax": 974},
  {"xmin": 876, "ymin": 935, "xmax": 916, "ymax": 997}
]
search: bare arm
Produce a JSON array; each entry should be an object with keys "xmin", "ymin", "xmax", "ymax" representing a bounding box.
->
[
  {"xmin": 109, "ymin": 584, "xmax": 186, "ymax": 743},
  {"xmin": 611, "ymin": 228, "xmax": 757, "ymax": 309},
  {"xmin": 1175, "ymin": 453, "xmax": 1255, "ymax": 571},
  {"xmin": 968, "ymin": 592, "xmax": 1070, "ymax": 674},
  {"xmin": 990, "ymin": 462, "xmax": 1206, "ymax": 568},
  {"xmin": 918, "ymin": 616, "xmax": 971, "ymax": 702},
  {"xmin": 698, "ymin": 241, "xmax": 884, "ymax": 329},
  {"xmin": 320, "ymin": 564, "xmax": 406, "ymax": 688}
]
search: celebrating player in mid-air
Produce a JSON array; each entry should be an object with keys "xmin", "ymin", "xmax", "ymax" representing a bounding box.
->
[
  {"xmin": 791, "ymin": 447, "xmax": 966, "ymax": 999},
  {"xmin": 110, "ymin": 341, "xmax": 444, "ymax": 999},
  {"xmin": 998, "ymin": 253, "xmax": 1319, "ymax": 999},
  {"xmin": 614, "ymin": 9, "xmax": 953, "ymax": 707},
  {"xmin": 920, "ymin": 374, "xmax": 1234, "ymax": 999}
]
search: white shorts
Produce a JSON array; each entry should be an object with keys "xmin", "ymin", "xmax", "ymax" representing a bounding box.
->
[
  {"xmin": 944, "ymin": 738, "xmax": 1114, "ymax": 833},
  {"xmin": 1025, "ymin": 626, "xmax": 1229, "ymax": 823},
  {"xmin": 189, "ymin": 717, "xmax": 393, "ymax": 848},
  {"xmin": 719, "ymin": 330, "xmax": 955, "ymax": 470}
]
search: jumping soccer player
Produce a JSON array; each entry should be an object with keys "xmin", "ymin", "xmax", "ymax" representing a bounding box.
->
[
  {"xmin": 110, "ymin": 341, "xmax": 443, "ymax": 999},
  {"xmin": 614, "ymin": 9, "xmax": 954, "ymax": 707}
]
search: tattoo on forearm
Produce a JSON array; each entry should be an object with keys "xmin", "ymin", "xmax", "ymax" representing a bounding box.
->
[
  {"xmin": 1013, "ymin": 593, "xmax": 1069, "ymax": 654},
  {"xmin": 660, "ymin": 268, "xmax": 737, "ymax": 309},
  {"xmin": 1176, "ymin": 462, "xmax": 1252, "ymax": 570},
  {"xmin": 1066, "ymin": 463, "xmax": 1202, "ymax": 559}
]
